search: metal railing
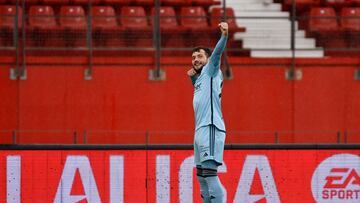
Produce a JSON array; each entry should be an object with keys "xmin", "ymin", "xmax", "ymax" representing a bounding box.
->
[{"xmin": 0, "ymin": 129, "xmax": 359, "ymax": 145}]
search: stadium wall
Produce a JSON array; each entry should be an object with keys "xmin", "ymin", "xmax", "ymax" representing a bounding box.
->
[{"xmin": 0, "ymin": 56, "xmax": 359, "ymax": 143}]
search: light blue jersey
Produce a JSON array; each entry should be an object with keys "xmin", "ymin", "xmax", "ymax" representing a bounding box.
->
[{"xmin": 191, "ymin": 35, "xmax": 227, "ymax": 132}]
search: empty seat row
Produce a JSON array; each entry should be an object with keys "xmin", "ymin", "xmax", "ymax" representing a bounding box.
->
[
  {"xmin": 0, "ymin": 5, "xmax": 244, "ymax": 48},
  {"xmin": 0, "ymin": 0, "xmax": 220, "ymax": 7},
  {"xmin": 0, "ymin": 5, "xmax": 243, "ymax": 32},
  {"xmin": 308, "ymin": 7, "xmax": 360, "ymax": 32}
]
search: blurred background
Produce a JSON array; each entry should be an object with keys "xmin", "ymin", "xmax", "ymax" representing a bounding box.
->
[{"xmin": 0, "ymin": 0, "xmax": 359, "ymax": 144}]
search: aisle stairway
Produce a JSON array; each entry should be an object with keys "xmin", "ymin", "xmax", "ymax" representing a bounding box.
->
[{"xmin": 224, "ymin": 0, "xmax": 324, "ymax": 57}]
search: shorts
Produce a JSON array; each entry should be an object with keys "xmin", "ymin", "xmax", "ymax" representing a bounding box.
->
[{"xmin": 194, "ymin": 124, "xmax": 226, "ymax": 166}]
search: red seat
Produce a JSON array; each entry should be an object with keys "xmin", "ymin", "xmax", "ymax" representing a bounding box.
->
[
  {"xmin": 91, "ymin": 6, "xmax": 119, "ymax": 47},
  {"xmin": 29, "ymin": 6, "xmax": 57, "ymax": 28},
  {"xmin": 150, "ymin": 6, "xmax": 178, "ymax": 29},
  {"xmin": 120, "ymin": 6, "xmax": 149, "ymax": 29},
  {"xmin": 59, "ymin": 6, "xmax": 86, "ymax": 47},
  {"xmin": 0, "ymin": 5, "xmax": 22, "ymax": 46},
  {"xmin": 92, "ymin": 6, "xmax": 118, "ymax": 29},
  {"xmin": 120, "ymin": 6, "xmax": 152, "ymax": 47},
  {"xmin": 180, "ymin": 7, "xmax": 209, "ymax": 30},
  {"xmin": 0, "ymin": 5, "xmax": 22, "ymax": 28},
  {"xmin": 210, "ymin": 7, "xmax": 245, "ymax": 32},
  {"xmin": 43, "ymin": 0, "xmax": 70, "ymax": 4},
  {"xmin": 28, "ymin": 6, "xmax": 58, "ymax": 46},
  {"xmin": 192, "ymin": 0, "xmax": 221, "ymax": 7},
  {"xmin": 309, "ymin": 7, "xmax": 339, "ymax": 32},
  {"xmin": 151, "ymin": 6, "xmax": 184, "ymax": 47},
  {"xmin": 341, "ymin": 7, "xmax": 360, "ymax": 31},
  {"xmin": 60, "ymin": 6, "xmax": 86, "ymax": 28}
]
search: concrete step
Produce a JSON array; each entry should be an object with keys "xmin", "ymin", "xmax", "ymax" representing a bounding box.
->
[
  {"xmin": 251, "ymin": 50, "xmax": 324, "ymax": 58},
  {"xmin": 242, "ymin": 38, "xmax": 316, "ymax": 49},
  {"xmin": 236, "ymin": 20, "xmax": 298, "ymax": 30},
  {"xmin": 234, "ymin": 30, "xmax": 305, "ymax": 39}
]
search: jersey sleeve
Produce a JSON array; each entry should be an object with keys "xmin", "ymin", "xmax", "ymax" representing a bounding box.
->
[{"xmin": 204, "ymin": 34, "xmax": 228, "ymax": 77}]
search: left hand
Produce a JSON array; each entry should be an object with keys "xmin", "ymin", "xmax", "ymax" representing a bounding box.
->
[{"xmin": 218, "ymin": 22, "xmax": 229, "ymax": 36}]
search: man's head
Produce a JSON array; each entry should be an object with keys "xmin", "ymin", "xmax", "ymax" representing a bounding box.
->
[{"xmin": 192, "ymin": 46, "xmax": 211, "ymax": 73}]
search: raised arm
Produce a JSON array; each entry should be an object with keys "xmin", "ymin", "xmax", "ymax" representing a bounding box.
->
[{"xmin": 206, "ymin": 22, "xmax": 228, "ymax": 76}]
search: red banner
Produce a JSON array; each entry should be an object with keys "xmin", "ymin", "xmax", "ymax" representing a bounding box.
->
[{"xmin": 0, "ymin": 150, "xmax": 360, "ymax": 202}]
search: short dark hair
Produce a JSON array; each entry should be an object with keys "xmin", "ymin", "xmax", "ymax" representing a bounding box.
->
[{"xmin": 192, "ymin": 46, "xmax": 212, "ymax": 57}]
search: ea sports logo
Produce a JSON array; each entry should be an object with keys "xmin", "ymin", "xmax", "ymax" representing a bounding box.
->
[{"xmin": 311, "ymin": 153, "xmax": 360, "ymax": 203}]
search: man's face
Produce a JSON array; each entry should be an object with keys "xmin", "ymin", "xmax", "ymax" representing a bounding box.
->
[{"xmin": 192, "ymin": 49, "xmax": 209, "ymax": 71}]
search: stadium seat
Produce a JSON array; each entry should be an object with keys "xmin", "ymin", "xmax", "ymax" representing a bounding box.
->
[
  {"xmin": 120, "ymin": 6, "xmax": 150, "ymax": 29},
  {"xmin": 91, "ymin": 6, "xmax": 119, "ymax": 46},
  {"xmin": 180, "ymin": 7, "xmax": 209, "ymax": 30},
  {"xmin": 0, "ymin": 5, "xmax": 22, "ymax": 46},
  {"xmin": 150, "ymin": 6, "xmax": 178, "ymax": 29},
  {"xmin": 150, "ymin": 6, "xmax": 185, "ymax": 47},
  {"xmin": 309, "ymin": 7, "xmax": 339, "ymax": 32},
  {"xmin": 341, "ymin": 7, "xmax": 360, "ymax": 31},
  {"xmin": 341, "ymin": 7, "xmax": 360, "ymax": 48},
  {"xmin": 120, "ymin": 6, "xmax": 152, "ymax": 47},
  {"xmin": 28, "ymin": 6, "xmax": 58, "ymax": 46},
  {"xmin": 29, "ymin": 6, "xmax": 57, "ymax": 28},
  {"xmin": 180, "ymin": 7, "xmax": 212, "ymax": 47},
  {"xmin": 59, "ymin": 6, "xmax": 86, "ymax": 47},
  {"xmin": 92, "ymin": 6, "xmax": 118, "ymax": 29},
  {"xmin": 309, "ymin": 7, "xmax": 345, "ymax": 51},
  {"xmin": 0, "ymin": 5, "xmax": 21, "ymax": 28},
  {"xmin": 192, "ymin": 0, "xmax": 221, "ymax": 7}
]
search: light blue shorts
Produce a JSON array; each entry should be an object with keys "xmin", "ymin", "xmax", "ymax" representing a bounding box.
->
[{"xmin": 194, "ymin": 124, "xmax": 226, "ymax": 166}]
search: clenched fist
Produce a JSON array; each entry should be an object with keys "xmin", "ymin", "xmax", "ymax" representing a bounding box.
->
[
  {"xmin": 218, "ymin": 22, "xmax": 228, "ymax": 36},
  {"xmin": 187, "ymin": 68, "xmax": 197, "ymax": 77}
]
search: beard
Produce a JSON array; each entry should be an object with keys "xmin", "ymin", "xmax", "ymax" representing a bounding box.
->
[{"xmin": 193, "ymin": 64, "xmax": 205, "ymax": 74}]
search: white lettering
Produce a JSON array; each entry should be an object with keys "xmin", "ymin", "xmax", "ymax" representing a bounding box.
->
[
  {"xmin": 53, "ymin": 156, "xmax": 101, "ymax": 203},
  {"xmin": 7, "ymin": 156, "xmax": 21, "ymax": 203},
  {"xmin": 156, "ymin": 155, "xmax": 170, "ymax": 203},
  {"xmin": 234, "ymin": 155, "xmax": 280, "ymax": 203},
  {"xmin": 110, "ymin": 156, "xmax": 124, "ymax": 203}
]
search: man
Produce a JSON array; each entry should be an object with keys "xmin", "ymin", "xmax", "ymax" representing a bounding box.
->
[{"xmin": 187, "ymin": 22, "xmax": 228, "ymax": 203}]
